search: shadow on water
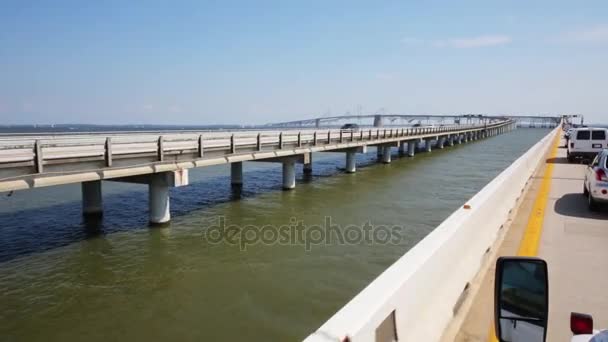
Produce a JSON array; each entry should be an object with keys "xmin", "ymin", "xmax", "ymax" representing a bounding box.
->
[
  {"xmin": 0, "ymin": 152, "xmax": 399, "ymax": 263},
  {"xmin": 554, "ymin": 193, "xmax": 608, "ymax": 219}
]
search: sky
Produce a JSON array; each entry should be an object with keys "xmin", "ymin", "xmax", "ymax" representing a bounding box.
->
[{"xmin": 0, "ymin": 0, "xmax": 607, "ymax": 125}]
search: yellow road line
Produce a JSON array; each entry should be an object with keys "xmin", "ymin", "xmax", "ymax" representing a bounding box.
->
[{"xmin": 488, "ymin": 131, "xmax": 561, "ymax": 342}]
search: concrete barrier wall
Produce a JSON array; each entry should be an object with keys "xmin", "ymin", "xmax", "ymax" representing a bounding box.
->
[{"xmin": 304, "ymin": 127, "xmax": 559, "ymax": 342}]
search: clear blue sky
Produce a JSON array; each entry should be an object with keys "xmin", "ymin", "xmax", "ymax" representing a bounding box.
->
[{"xmin": 1, "ymin": 0, "xmax": 607, "ymax": 125}]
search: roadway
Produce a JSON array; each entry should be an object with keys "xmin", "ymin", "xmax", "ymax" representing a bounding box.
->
[
  {"xmin": 540, "ymin": 145, "xmax": 608, "ymax": 340},
  {"xmin": 448, "ymin": 139, "xmax": 608, "ymax": 341}
]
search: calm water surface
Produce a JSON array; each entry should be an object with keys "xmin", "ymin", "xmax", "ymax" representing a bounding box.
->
[{"xmin": 0, "ymin": 129, "xmax": 550, "ymax": 341}]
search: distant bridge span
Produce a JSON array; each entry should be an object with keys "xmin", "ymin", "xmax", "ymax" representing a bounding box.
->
[{"xmin": 266, "ymin": 114, "xmax": 563, "ymax": 128}]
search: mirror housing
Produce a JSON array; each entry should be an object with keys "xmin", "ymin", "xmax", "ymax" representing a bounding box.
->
[{"xmin": 494, "ymin": 257, "xmax": 549, "ymax": 342}]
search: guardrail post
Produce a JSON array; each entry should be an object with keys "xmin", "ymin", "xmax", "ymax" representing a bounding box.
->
[
  {"xmin": 313, "ymin": 132, "xmax": 317, "ymax": 146},
  {"xmin": 34, "ymin": 140, "xmax": 43, "ymax": 173},
  {"xmin": 359, "ymin": 130, "xmax": 363, "ymax": 141},
  {"xmin": 369, "ymin": 129, "xmax": 372, "ymax": 140},
  {"xmin": 383, "ymin": 129, "xmax": 387, "ymax": 138},
  {"xmin": 350, "ymin": 130, "xmax": 354, "ymax": 142},
  {"xmin": 279, "ymin": 133, "xmax": 283, "ymax": 149},
  {"xmin": 327, "ymin": 131, "xmax": 331, "ymax": 144},
  {"xmin": 340, "ymin": 130, "xmax": 343, "ymax": 143},
  {"xmin": 105, "ymin": 137, "xmax": 113, "ymax": 167},
  {"xmin": 230, "ymin": 134, "xmax": 236, "ymax": 154},
  {"xmin": 297, "ymin": 132, "xmax": 302, "ymax": 147},
  {"xmin": 198, "ymin": 135, "xmax": 204, "ymax": 158},
  {"xmin": 158, "ymin": 136, "xmax": 164, "ymax": 162},
  {"xmin": 257, "ymin": 133, "xmax": 262, "ymax": 151}
]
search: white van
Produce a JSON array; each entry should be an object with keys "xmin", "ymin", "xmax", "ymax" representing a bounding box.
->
[{"xmin": 567, "ymin": 128, "xmax": 608, "ymax": 162}]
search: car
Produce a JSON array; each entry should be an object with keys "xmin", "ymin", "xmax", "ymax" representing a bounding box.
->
[
  {"xmin": 584, "ymin": 149, "xmax": 608, "ymax": 211},
  {"xmin": 568, "ymin": 128, "xmax": 608, "ymax": 163},
  {"xmin": 340, "ymin": 123, "xmax": 360, "ymax": 132}
]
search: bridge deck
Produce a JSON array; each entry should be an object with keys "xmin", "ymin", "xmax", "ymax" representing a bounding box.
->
[
  {"xmin": 0, "ymin": 123, "xmax": 510, "ymax": 192},
  {"xmin": 450, "ymin": 139, "xmax": 608, "ymax": 341}
]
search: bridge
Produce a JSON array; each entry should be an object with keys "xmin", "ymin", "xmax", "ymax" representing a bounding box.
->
[
  {"xmin": 303, "ymin": 122, "xmax": 608, "ymax": 342},
  {"xmin": 265, "ymin": 114, "xmax": 562, "ymax": 129},
  {"xmin": 0, "ymin": 120, "xmax": 515, "ymax": 225}
]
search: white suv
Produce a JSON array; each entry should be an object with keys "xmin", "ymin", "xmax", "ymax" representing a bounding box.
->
[
  {"xmin": 584, "ymin": 149, "xmax": 608, "ymax": 211},
  {"xmin": 568, "ymin": 128, "xmax": 608, "ymax": 163}
]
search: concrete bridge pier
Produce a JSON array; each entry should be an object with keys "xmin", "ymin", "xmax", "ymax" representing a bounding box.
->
[
  {"xmin": 149, "ymin": 174, "xmax": 171, "ymax": 225},
  {"xmin": 82, "ymin": 180, "xmax": 103, "ymax": 217},
  {"xmin": 398, "ymin": 141, "xmax": 406, "ymax": 156},
  {"xmin": 407, "ymin": 140, "xmax": 417, "ymax": 157},
  {"xmin": 425, "ymin": 139, "xmax": 433, "ymax": 152},
  {"xmin": 282, "ymin": 160, "xmax": 296, "ymax": 190},
  {"xmin": 107, "ymin": 170, "xmax": 188, "ymax": 225},
  {"xmin": 447, "ymin": 135, "xmax": 454, "ymax": 147},
  {"xmin": 345, "ymin": 151, "xmax": 356, "ymax": 173},
  {"xmin": 437, "ymin": 137, "xmax": 445, "ymax": 149},
  {"xmin": 303, "ymin": 153, "xmax": 313, "ymax": 174},
  {"xmin": 382, "ymin": 146, "xmax": 392, "ymax": 163},
  {"xmin": 376, "ymin": 146, "xmax": 383, "ymax": 160},
  {"xmin": 231, "ymin": 162, "xmax": 243, "ymax": 187}
]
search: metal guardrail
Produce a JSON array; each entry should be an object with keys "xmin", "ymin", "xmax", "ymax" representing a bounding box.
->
[{"xmin": 0, "ymin": 122, "xmax": 511, "ymax": 177}]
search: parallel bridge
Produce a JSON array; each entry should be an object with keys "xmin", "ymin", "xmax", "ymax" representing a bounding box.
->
[
  {"xmin": 265, "ymin": 114, "xmax": 562, "ymax": 128},
  {"xmin": 0, "ymin": 120, "xmax": 515, "ymax": 224}
]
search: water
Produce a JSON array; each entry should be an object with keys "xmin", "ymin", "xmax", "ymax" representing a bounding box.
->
[{"xmin": 0, "ymin": 129, "xmax": 550, "ymax": 341}]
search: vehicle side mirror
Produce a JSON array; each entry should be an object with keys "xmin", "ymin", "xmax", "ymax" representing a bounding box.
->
[{"xmin": 494, "ymin": 257, "xmax": 549, "ymax": 342}]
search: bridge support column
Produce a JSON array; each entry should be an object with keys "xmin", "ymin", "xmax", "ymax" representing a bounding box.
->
[
  {"xmin": 381, "ymin": 146, "xmax": 392, "ymax": 163},
  {"xmin": 376, "ymin": 146, "xmax": 383, "ymax": 160},
  {"xmin": 437, "ymin": 137, "xmax": 445, "ymax": 149},
  {"xmin": 407, "ymin": 141, "xmax": 416, "ymax": 157},
  {"xmin": 447, "ymin": 135, "xmax": 454, "ymax": 146},
  {"xmin": 425, "ymin": 139, "xmax": 433, "ymax": 152},
  {"xmin": 398, "ymin": 141, "xmax": 406, "ymax": 156},
  {"xmin": 149, "ymin": 174, "xmax": 171, "ymax": 225},
  {"xmin": 303, "ymin": 153, "xmax": 313, "ymax": 174},
  {"xmin": 282, "ymin": 160, "xmax": 296, "ymax": 190},
  {"xmin": 345, "ymin": 151, "xmax": 356, "ymax": 173},
  {"xmin": 231, "ymin": 162, "xmax": 243, "ymax": 187},
  {"xmin": 82, "ymin": 180, "xmax": 103, "ymax": 217}
]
